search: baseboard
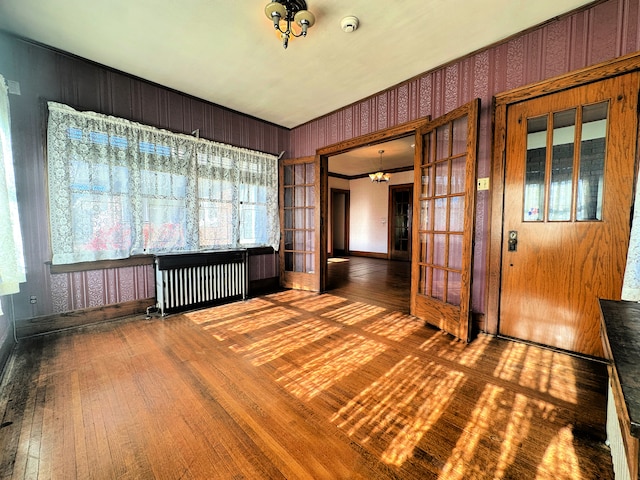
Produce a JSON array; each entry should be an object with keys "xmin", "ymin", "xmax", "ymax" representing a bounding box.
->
[
  {"xmin": 16, "ymin": 298, "xmax": 155, "ymax": 338},
  {"xmin": 348, "ymin": 251, "xmax": 389, "ymax": 260},
  {"xmin": 0, "ymin": 328, "xmax": 14, "ymax": 383},
  {"xmin": 249, "ymin": 277, "xmax": 281, "ymax": 297}
]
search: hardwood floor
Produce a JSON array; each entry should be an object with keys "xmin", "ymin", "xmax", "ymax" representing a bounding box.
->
[
  {"xmin": 0, "ymin": 258, "xmax": 613, "ymax": 479},
  {"xmin": 327, "ymin": 256, "xmax": 411, "ymax": 313}
]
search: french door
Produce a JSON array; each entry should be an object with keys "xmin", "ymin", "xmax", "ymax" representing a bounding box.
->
[
  {"xmin": 499, "ymin": 73, "xmax": 640, "ymax": 356},
  {"xmin": 279, "ymin": 156, "xmax": 322, "ymax": 291},
  {"xmin": 411, "ymin": 99, "xmax": 480, "ymax": 342},
  {"xmin": 389, "ymin": 184, "xmax": 412, "ymax": 262}
]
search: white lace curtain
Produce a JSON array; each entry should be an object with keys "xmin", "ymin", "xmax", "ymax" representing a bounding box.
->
[
  {"xmin": 47, "ymin": 102, "xmax": 279, "ymax": 265},
  {"xmin": 0, "ymin": 74, "xmax": 26, "ymax": 314},
  {"xmin": 622, "ymin": 173, "xmax": 640, "ymax": 300}
]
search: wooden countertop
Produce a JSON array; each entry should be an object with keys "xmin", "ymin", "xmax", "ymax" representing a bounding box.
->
[{"xmin": 600, "ymin": 299, "xmax": 640, "ymax": 438}]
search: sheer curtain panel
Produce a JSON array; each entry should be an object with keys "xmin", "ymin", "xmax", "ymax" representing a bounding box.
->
[
  {"xmin": 0, "ymin": 74, "xmax": 26, "ymax": 314},
  {"xmin": 47, "ymin": 102, "xmax": 279, "ymax": 265},
  {"xmin": 622, "ymin": 172, "xmax": 640, "ymax": 300}
]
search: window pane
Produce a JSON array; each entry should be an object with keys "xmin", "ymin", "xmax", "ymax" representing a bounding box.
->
[
  {"xmin": 305, "ymin": 185, "xmax": 314, "ymax": 207},
  {"xmin": 433, "ymin": 234, "xmax": 446, "ymax": 267},
  {"xmin": 421, "ymin": 166, "xmax": 432, "ymax": 197},
  {"xmin": 577, "ymin": 102, "xmax": 608, "ymax": 221},
  {"xmin": 448, "ymin": 234, "xmax": 462, "ymax": 270},
  {"xmin": 436, "ymin": 124, "xmax": 449, "ymax": 160},
  {"xmin": 419, "ymin": 232, "xmax": 431, "ymax": 263},
  {"xmin": 434, "ymin": 198, "xmax": 447, "ymax": 231},
  {"xmin": 449, "ymin": 196, "xmax": 464, "ymax": 232},
  {"xmin": 284, "ymin": 165, "xmax": 293, "ymax": 185},
  {"xmin": 294, "ymin": 164, "xmax": 305, "ymax": 184},
  {"xmin": 306, "ymin": 208, "xmax": 315, "ymax": 230},
  {"xmin": 450, "ymin": 157, "xmax": 465, "ymax": 194},
  {"xmin": 305, "ymin": 163, "xmax": 315, "ymax": 183},
  {"xmin": 549, "ymin": 109, "xmax": 576, "ymax": 221},
  {"xmin": 435, "ymin": 162, "xmax": 448, "ymax": 196},
  {"xmin": 524, "ymin": 115, "xmax": 547, "ymax": 222},
  {"xmin": 420, "ymin": 199, "xmax": 431, "ymax": 230},
  {"xmin": 284, "ymin": 187, "xmax": 293, "ymax": 208}
]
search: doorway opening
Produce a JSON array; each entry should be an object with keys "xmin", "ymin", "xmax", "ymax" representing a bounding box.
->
[{"xmin": 330, "ymin": 188, "xmax": 349, "ymax": 257}]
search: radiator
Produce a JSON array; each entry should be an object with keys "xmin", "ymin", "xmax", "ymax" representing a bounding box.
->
[
  {"xmin": 607, "ymin": 379, "xmax": 632, "ymax": 480},
  {"xmin": 154, "ymin": 250, "xmax": 247, "ymax": 316}
]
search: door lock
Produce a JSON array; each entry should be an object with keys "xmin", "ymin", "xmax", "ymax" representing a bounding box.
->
[{"xmin": 508, "ymin": 230, "xmax": 518, "ymax": 252}]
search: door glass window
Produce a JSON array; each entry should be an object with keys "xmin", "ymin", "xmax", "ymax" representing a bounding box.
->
[
  {"xmin": 524, "ymin": 116, "xmax": 547, "ymax": 221},
  {"xmin": 523, "ymin": 102, "xmax": 608, "ymax": 223},
  {"xmin": 577, "ymin": 103, "xmax": 608, "ymax": 221}
]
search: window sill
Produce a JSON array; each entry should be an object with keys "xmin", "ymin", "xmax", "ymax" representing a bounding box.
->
[{"xmin": 49, "ymin": 255, "xmax": 154, "ymax": 274}]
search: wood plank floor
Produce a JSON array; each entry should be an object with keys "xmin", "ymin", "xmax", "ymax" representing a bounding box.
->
[{"xmin": 0, "ymin": 258, "xmax": 613, "ymax": 479}]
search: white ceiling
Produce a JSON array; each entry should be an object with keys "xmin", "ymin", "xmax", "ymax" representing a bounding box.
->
[
  {"xmin": 0, "ymin": 0, "xmax": 595, "ymax": 131},
  {"xmin": 329, "ymin": 136, "xmax": 416, "ymax": 177}
]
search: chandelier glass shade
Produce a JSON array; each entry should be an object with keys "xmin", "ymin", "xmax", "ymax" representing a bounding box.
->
[
  {"xmin": 369, "ymin": 149, "xmax": 391, "ymax": 183},
  {"xmin": 264, "ymin": 1, "xmax": 316, "ymax": 49}
]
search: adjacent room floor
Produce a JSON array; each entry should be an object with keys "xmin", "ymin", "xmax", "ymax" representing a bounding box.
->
[{"xmin": 0, "ymin": 257, "xmax": 613, "ymax": 479}]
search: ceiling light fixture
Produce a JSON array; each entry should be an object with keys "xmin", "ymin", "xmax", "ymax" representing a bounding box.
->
[
  {"xmin": 370, "ymin": 150, "xmax": 391, "ymax": 183},
  {"xmin": 265, "ymin": 1, "xmax": 316, "ymax": 49}
]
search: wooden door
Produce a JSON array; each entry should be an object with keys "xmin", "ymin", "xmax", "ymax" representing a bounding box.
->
[
  {"xmin": 499, "ymin": 73, "xmax": 639, "ymax": 356},
  {"xmin": 280, "ymin": 156, "xmax": 321, "ymax": 291},
  {"xmin": 389, "ymin": 184, "xmax": 412, "ymax": 261},
  {"xmin": 411, "ymin": 99, "xmax": 480, "ymax": 342}
]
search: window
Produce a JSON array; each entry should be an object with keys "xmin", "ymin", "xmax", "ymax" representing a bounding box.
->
[
  {"xmin": 47, "ymin": 102, "xmax": 279, "ymax": 265},
  {"xmin": 0, "ymin": 75, "xmax": 26, "ymax": 310}
]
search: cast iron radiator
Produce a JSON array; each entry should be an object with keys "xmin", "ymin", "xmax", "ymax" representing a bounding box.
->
[{"xmin": 154, "ymin": 250, "xmax": 247, "ymax": 315}]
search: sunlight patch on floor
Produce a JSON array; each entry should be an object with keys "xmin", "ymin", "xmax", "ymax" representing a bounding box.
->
[
  {"xmin": 364, "ymin": 311, "xmax": 424, "ymax": 342},
  {"xmin": 494, "ymin": 342, "xmax": 578, "ymax": 404},
  {"xmin": 185, "ymin": 297, "xmax": 273, "ymax": 325},
  {"xmin": 277, "ymin": 333, "xmax": 388, "ymax": 400},
  {"xmin": 291, "ymin": 293, "xmax": 346, "ymax": 312},
  {"xmin": 202, "ymin": 306, "xmax": 301, "ymax": 340},
  {"xmin": 536, "ymin": 426, "xmax": 580, "ymax": 480},
  {"xmin": 331, "ymin": 356, "xmax": 464, "ymax": 461},
  {"xmin": 320, "ymin": 301, "xmax": 386, "ymax": 325},
  {"xmin": 230, "ymin": 318, "xmax": 342, "ymax": 366}
]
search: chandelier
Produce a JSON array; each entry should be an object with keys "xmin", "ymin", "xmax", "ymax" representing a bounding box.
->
[
  {"xmin": 265, "ymin": 1, "xmax": 316, "ymax": 49},
  {"xmin": 370, "ymin": 150, "xmax": 391, "ymax": 183}
]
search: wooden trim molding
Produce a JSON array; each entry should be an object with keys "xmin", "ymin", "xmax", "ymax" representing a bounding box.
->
[
  {"xmin": 486, "ymin": 50, "xmax": 640, "ymax": 335},
  {"xmin": 49, "ymin": 255, "xmax": 153, "ymax": 274},
  {"xmin": 317, "ymin": 117, "xmax": 430, "ymax": 157},
  {"xmin": 16, "ymin": 298, "xmax": 154, "ymax": 338},
  {"xmin": 494, "ymin": 50, "xmax": 640, "ymax": 108},
  {"xmin": 349, "ymin": 251, "xmax": 388, "ymax": 260}
]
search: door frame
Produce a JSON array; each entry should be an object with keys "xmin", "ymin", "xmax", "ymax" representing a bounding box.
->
[
  {"xmin": 317, "ymin": 117, "xmax": 430, "ymax": 291},
  {"xmin": 388, "ymin": 183, "xmax": 413, "ymax": 261},
  {"xmin": 330, "ymin": 188, "xmax": 350, "ymax": 257},
  {"xmin": 486, "ymin": 51, "xmax": 640, "ymax": 335}
]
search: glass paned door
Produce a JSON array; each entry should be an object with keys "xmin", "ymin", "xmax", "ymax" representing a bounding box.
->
[
  {"xmin": 280, "ymin": 157, "xmax": 321, "ymax": 291},
  {"xmin": 411, "ymin": 99, "xmax": 479, "ymax": 342}
]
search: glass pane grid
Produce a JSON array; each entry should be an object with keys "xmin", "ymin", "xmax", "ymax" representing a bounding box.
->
[
  {"xmin": 418, "ymin": 119, "xmax": 466, "ymax": 307},
  {"xmin": 523, "ymin": 102, "xmax": 608, "ymax": 224}
]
